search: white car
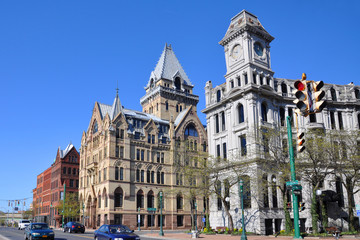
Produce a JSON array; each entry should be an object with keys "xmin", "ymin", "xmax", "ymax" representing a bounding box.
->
[{"xmin": 18, "ymin": 220, "xmax": 31, "ymax": 230}]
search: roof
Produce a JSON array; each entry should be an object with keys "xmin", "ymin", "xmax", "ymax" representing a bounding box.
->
[
  {"xmin": 219, "ymin": 10, "xmax": 274, "ymax": 45},
  {"xmin": 59, "ymin": 143, "xmax": 74, "ymax": 158},
  {"xmin": 146, "ymin": 44, "xmax": 192, "ymax": 88},
  {"xmin": 174, "ymin": 108, "xmax": 188, "ymax": 126}
]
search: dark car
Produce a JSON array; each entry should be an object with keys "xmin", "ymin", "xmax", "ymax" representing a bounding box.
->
[
  {"xmin": 63, "ymin": 221, "xmax": 85, "ymax": 233},
  {"xmin": 94, "ymin": 224, "xmax": 140, "ymax": 240},
  {"xmin": 24, "ymin": 223, "xmax": 54, "ymax": 240}
]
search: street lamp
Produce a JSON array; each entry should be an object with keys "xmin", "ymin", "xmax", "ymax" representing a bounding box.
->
[
  {"xmin": 138, "ymin": 207, "xmax": 141, "ymax": 231},
  {"xmin": 159, "ymin": 191, "xmax": 164, "ymax": 236},
  {"xmin": 82, "ymin": 202, "xmax": 85, "ymax": 227},
  {"xmin": 239, "ymin": 180, "xmax": 247, "ymax": 240},
  {"xmin": 194, "ymin": 202, "xmax": 198, "ymax": 232}
]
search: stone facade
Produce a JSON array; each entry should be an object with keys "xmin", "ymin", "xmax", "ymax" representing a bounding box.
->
[
  {"xmin": 202, "ymin": 10, "xmax": 360, "ymax": 234},
  {"xmin": 78, "ymin": 44, "xmax": 207, "ymax": 230}
]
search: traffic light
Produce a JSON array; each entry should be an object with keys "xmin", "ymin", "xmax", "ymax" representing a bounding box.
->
[
  {"xmin": 296, "ymin": 131, "xmax": 305, "ymax": 153},
  {"xmin": 293, "ymin": 73, "xmax": 310, "ymax": 115},
  {"xmin": 313, "ymin": 80, "xmax": 326, "ymax": 113},
  {"xmin": 299, "ymin": 202, "xmax": 305, "ymax": 212}
]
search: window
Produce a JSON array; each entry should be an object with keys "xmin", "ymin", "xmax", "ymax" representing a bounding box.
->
[
  {"xmin": 120, "ymin": 147, "xmax": 124, "ymax": 158},
  {"xmin": 215, "ymin": 114, "xmax": 219, "ymax": 133},
  {"xmin": 116, "ymin": 146, "xmax": 119, "ymax": 158},
  {"xmin": 157, "ymin": 152, "xmax": 160, "ymax": 163},
  {"xmin": 136, "ymin": 190, "xmax": 144, "ymax": 209},
  {"xmin": 93, "ymin": 121, "xmax": 98, "ymax": 134},
  {"xmin": 115, "ymin": 167, "xmax": 119, "ymax": 180},
  {"xmin": 141, "ymin": 170, "xmax": 144, "ymax": 182},
  {"xmin": 148, "ymin": 135, "xmax": 151, "ymax": 143},
  {"xmin": 120, "ymin": 167, "xmax": 123, "ymax": 180},
  {"xmin": 242, "ymin": 175, "xmax": 251, "ymax": 208},
  {"xmin": 134, "ymin": 132, "xmax": 140, "ymax": 139},
  {"xmin": 281, "ymin": 83, "xmax": 287, "ymax": 95},
  {"xmin": 103, "ymin": 168, "xmax": 107, "ymax": 180},
  {"xmin": 280, "ymin": 108, "xmax": 285, "ymax": 126},
  {"xmin": 230, "ymin": 80, "xmax": 234, "ymax": 88},
  {"xmin": 141, "ymin": 150, "xmax": 144, "ymax": 161},
  {"xmin": 335, "ymin": 177, "xmax": 344, "ymax": 207},
  {"xmin": 161, "ymin": 172, "xmax": 164, "ymax": 184},
  {"xmin": 176, "ymin": 194, "xmax": 183, "ymax": 209},
  {"xmin": 216, "ymin": 181, "xmax": 222, "ymax": 210},
  {"xmin": 185, "ymin": 124, "xmax": 198, "ymax": 137},
  {"xmin": 261, "ymin": 102, "xmax": 268, "ymax": 122},
  {"xmin": 63, "ymin": 167, "xmax": 66, "ymax": 174},
  {"xmin": 244, "ymin": 73, "xmax": 248, "ymax": 85},
  {"xmin": 338, "ymin": 112, "xmax": 344, "ymax": 129},
  {"xmin": 253, "ymin": 73, "xmax": 257, "ymax": 84},
  {"xmin": 147, "ymin": 170, "xmax": 150, "ymax": 183},
  {"xmin": 355, "ymin": 88, "xmax": 360, "ymax": 99},
  {"xmin": 238, "ymin": 104, "xmax": 244, "ymax": 123},
  {"xmin": 70, "ymin": 179, "xmax": 74, "ymax": 187},
  {"xmin": 331, "ymin": 88, "xmax": 337, "ymax": 101},
  {"xmin": 177, "ymin": 215, "xmax": 184, "ymax": 227},
  {"xmin": 216, "ymin": 90, "xmax": 221, "ymax": 102},
  {"xmin": 151, "ymin": 171, "xmax": 154, "ymax": 183},
  {"xmin": 271, "ymin": 175, "xmax": 278, "ymax": 208},
  {"xmin": 263, "ymin": 174, "xmax": 269, "ymax": 208},
  {"xmin": 175, "ymin": 77, "xmax": 181, "ymax": 90},
  {"xmin": 176, "ymin": 105, "xmax": 179, "ymax": 112},
  {"xmin": 358, "ymin": 114, "xmax": 360, "ymax": 129},
  {"xmin": 221, "ymin": 111, "xmax": 226, "ymax": 131},
  {"xmin": 216, "ymin": 144, "xmax": 221, "ymax": 158},
  {"xmin": 237, "ymin": 77, "xmax": 241, "ymax": 86},
  {"xmin": 136, "ymin": 149, "xmax": 140, "ymax": 160},
  {"xmin": 162, "ymin": 136, "xmax": 167, "ymax": 144},
  {"xmin": 136, "ymin": 169, "xmax": 140, "ymax": 182},
  {"xmin": 260, "ymin": 75, "xmax": 263, "ymax": 85},
  {"xmin": 161, "ymin": 153, "xmax": 164, "ymax": 163},
  {"xmin": 152, "ymin": 135, "xmax": 155, "ymax": 144},
  {"xmin": 310, "ymin": 113, "xmax": 316, "ymax": 123},
  {"xmin": 157, "ymin": 171, "xmax": 160, "ymax": 184},
  {"xmin": 120, "ymin": 129, "xmax": 124, "ymax": 139},
  {"xmin": 223, "ymin": 143, "xmax": 227, "ymax": 159},
  {"xmin": 330, "ymin": 111, "xmax": 336, "ymax": 129},
  {"xmin": 147, "ymin": 191, "xmax": 155, "ymax": 208},
  {"xmin": 165, "ymin": 101, "xmax": 168, "ymax": 111},
  {"xmin": 240, "ymin": 135, "xmax": 247, "ymax": 156}
]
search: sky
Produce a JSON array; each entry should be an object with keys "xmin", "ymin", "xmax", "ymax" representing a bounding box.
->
[{"xmin": 0, "ymin": 0, "xmax": 359, "ymax": 213}]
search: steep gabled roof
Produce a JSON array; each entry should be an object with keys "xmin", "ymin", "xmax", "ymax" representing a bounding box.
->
[
  {"xmin": 59, "ymin": 143, "xmax": 75, "ymax": 158},
  {"xmin": 146, "ymin": 44, "xmax": 192, "ymax": 88},
  {"xmin": 219, "ymin": 10, "xmax": 274, "ymax": 46}
]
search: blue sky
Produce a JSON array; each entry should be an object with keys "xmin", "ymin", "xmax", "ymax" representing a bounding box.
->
[{"xmin": 1, "ymin": 0, "xmax": 359, "ymax": 212}]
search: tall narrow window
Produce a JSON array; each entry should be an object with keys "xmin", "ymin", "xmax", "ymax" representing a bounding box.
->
[
  {"xmin": 335, "ymin": 177, "xmax": 344, "ymax": 207},
  {"xmin": 237, "ymin": 77, "xmax": 241, "ymax": 86},
  {"xmin": 141, "ymin": 170, "xmax": 144, "ymax": 182},
  {"xmin": 238, "ymin": 104, "xmax": 244, "ymax": 123},
  {"xmin": 261, "ymin": 103, "xmax": 268, "ymax": 122},
  {"xmin": 223, "ymin": 143, "xmax": 227, "ymax": 159},
  {"xmin": 253, "ymin": 73, "xmax": 257, "ymax": 84},
  {"xmin": 215, "ymin": 114, "xmax": 219, "ymax": 133},
  {"xmin": 120, "ymin": 167, "xmax": 123, "ymax": 180},
  {"xmin": 216, "ymin": 144, "xmax": 221, "ymax": 158},
  {"xmin": 221, "ymin": 111, "xmax": 226, "ymax": 131},
  {"xmin": 216, "ymin": 181, "xmax": 222, "ymax": 210},
  {"xmin": 216, "ymin": 90, "xmax": 221, "ymax": 102},
  {"xmin": 331, "ymin": 88, "xmax": 337, "ymax": 101},
  {"xmin": 114, "ymin": 188, "xmax": 123, "ymax": 207},
  {"xmin": 330, "ymin": 111, "xmax": 336, "ymax": 129},
  {"xmin": 280, "ymin": 108, "xmax": 285, "ymax": 126},
  {"xmin": 165, "ymin": 101, "xmax": 168, "ymax": 111},
  {"xmin": 147, "ymin": 170, "xmax": 150, "ymax": 183},
  {"xmin": 115, "ymin": 167, "xmax": 119, "ymax": 180},
  {"xmin": 244, "ymin": 73, "xmax": 248, "ymax": 85},
  {"xmin": 310, "ymin": 113, "xmax": 316, "ymax": 123},
  {"xmin": 240, "ymin": 135, "xmax": 247, "ymax": 156},
  {"xmin": 355, "ymin": 88, "xmax": 360, "ymax": 99},
  {"xmin": 263, "ymin": 174, "xmax": 269, "ymax": 208},
  {"xmin": 338, "ymin": 112, "xmax": 344, "ymax": 129}
]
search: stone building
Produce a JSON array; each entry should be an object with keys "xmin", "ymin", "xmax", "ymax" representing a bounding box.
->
[
  {"xmin": 202, "ymin": 10, "xmax": 360, "ymax": 234},
  {"xmin": 33, "ymin": 143, "xmax": 80, "ymax": 227},
  {"xmin": 78, "ymin": 44, "xmax": 207, "ymax": 230}
]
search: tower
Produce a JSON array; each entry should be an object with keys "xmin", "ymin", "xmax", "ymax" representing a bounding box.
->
[
  {"xmin": 219, "ymin": 10, "xmax": 275, "ymax": 90},
  {"xmin": 140, "ymin": 44, "xmax": 199, "ymax": 121}
]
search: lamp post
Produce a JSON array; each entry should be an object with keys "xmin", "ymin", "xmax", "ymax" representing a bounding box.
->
[
  {"xmin": 159, "ymin": 191, "xmax": 164, "ymax": 236},
  {"xmin": 82, "ymin": 202, "xmax": 85, "ymax": 227},
  {"xmin": 138, "ymin": 207, "xmax": 141, "ymax": 231},
  {"xmin": 239, "ymin": 180, "xmax": 247, "ymax": 240},
  {"xmin": 194, "ymin": 202, "xmax": 198, "ymax": 232}
]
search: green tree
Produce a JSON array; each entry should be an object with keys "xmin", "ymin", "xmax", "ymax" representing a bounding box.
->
[{"xmin": 56, "ymin": 192, "xmax": 80, "ymax": 223}]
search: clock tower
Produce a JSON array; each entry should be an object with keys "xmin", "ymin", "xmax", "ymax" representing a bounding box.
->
[{"xmin": 219, "ymin": 10, "xmax": 275, "ymax": 88}]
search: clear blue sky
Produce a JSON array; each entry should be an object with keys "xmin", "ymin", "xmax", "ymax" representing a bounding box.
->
[{"xmin": 1, "ymin": 0, "xmax": 359, "ymax": 212}]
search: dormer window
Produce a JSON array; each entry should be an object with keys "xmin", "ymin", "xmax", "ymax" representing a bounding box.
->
[
  {"xmin": 150, "ymin": 78, "xmax": 155, "ymax": 89},
  {"xmin": 175, "ymin": 77, "xmax": 181, "ymax": 91},
  {"xmin": 331, "ymin": 88, "xmax": 337, "ymax": 101},
  {"xmin": 355, "ymin": 88, "xmax": 360, "ymax": 99},
  {"xmin": 216, "ymin": 90, "xmax": 221, "ymax": 102}
]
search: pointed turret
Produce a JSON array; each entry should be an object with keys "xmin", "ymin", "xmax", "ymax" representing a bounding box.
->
[{"xmin": 110, "ymin": 87, "xmax": 123, "ymax": 120}]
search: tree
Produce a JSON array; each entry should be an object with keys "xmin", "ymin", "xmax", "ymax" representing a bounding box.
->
[
  {"xmin": 331, "ymin": 130, "xmax": 360, "ymax": 231},
  {"xmin": 23, "ymin": 209, "xmax": 33, "ymax": 220},
  {"xmin": 56, "ymin": 192, "xmax": 80, "ymax": 223},
  {"xmin": 297, "ymin": 129, "xmax": 336, "ymax": 233}
]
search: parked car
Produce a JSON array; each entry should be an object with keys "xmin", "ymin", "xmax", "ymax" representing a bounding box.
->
[
  {"xmin": 18, "ymin": 219, "xmax": 31, "ymax": 230},
  {"xmin": 24, "ymin": 223, "xmax": 54, "ymax": 240},
  {"xmin": 63, "ymin": 221, "xmax": 85, "ymax": 233},
  {"xmin": 94, "ymin": 224, "xmax": 140, "ymax": 240}
]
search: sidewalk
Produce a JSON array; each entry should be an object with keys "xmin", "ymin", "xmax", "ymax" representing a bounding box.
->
[{"xmin": 143, "ymin": 232, "xmax": 360, "ymax": 240}]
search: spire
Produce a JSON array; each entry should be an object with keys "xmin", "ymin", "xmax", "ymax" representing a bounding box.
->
[
  {"xmin": 146, "ymin": 44, "xmax": 192, "ymax": 89},
  {"xmin": 110, "ymin": 87, "xmax": 123, "ymax": 120}
]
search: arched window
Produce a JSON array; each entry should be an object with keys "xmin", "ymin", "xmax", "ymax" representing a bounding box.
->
[
  {"xmin": 176, "ymin": 193, "xmax": 183, "ymax": 210},
  {"xmin": 331, "ymin": 88, "xmax": 337, "ymax": 101},
  {"xmin": 147, "ymin": 170, "xmax": 150, "ymax": 183},
  {"xmin": 136, "ymin": 190, "xmax": 144, "ymax": 209},
  {"xmin": 98, "ymin": 194, "xmax": 101, "ymax": 208},
  {"xmin": 114, "ymin": 187, "xmax": 123, "ymax": 208},
  {"xmin": 216, "ymin": 90, "xmax": 221, "ymax": 102},
  {"xmin": 93, "ymin": 121, "xmax": 98, "ymax": 134},
  {"xmin": 147, "ymin": 191, "xmax": 154, "ymax": 208},
  {"xmin": 175, "ymin": 77, "xmax": 181, "ymax": 90},
  {"xmin": 261, "ymin": 102, "xmax": 268, "ymax": 122},
  {"xmin": 103, "ymin": 190, "xmax": 108, "ymax": 208},
  {"xmin": 185, "ymin": 124, "xmax": 198, "ymax": 137},
  {"xmin": 238, "ymin": 104, "xmax": 244, "ymax": 123}
]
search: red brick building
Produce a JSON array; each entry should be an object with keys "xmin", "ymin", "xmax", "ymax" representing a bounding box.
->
[{"xmin": 33, "ymin": 144, "xmax": 80, "ymax": 227}]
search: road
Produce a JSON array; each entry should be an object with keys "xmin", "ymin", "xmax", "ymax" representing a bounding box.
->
[{"xmin": 0, "ymin": 227, "xmax": 157, "ymax": 240}]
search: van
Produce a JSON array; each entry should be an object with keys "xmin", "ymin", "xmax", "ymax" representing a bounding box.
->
[{"xmin": 18, "ymin": 219, "xmax": 31, "ymax": 230}]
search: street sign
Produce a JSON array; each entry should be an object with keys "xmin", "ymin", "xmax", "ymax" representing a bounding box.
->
[
  {"xmin": 147, "ymin": 208, "xmax": 157, "ymax": 212},
  {"xmin": 286, "ymin": 180, "xmax": 300, "ymax": 186}
]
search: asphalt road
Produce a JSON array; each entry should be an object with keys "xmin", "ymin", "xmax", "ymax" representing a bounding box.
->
[{"xmin": 0, "ymin": 227, "xmax": 156, "ymax": 240}]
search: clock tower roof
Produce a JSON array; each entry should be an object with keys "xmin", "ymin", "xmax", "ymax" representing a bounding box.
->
[
  {"xmin": 146, "ymin": 43, "xmax": 193, "ymax": 90},
  {"xmin": 219, "ymin": 10, "xmax": 274, "ymax": 46}
]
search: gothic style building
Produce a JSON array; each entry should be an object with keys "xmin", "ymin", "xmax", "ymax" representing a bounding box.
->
[
  {"xmin": 202, "ymin": 10, "xmax": 360, "ymax": 234},
  {"xmin": 78, "ymin": 44, "xmax": 207, "ymax": 230}
]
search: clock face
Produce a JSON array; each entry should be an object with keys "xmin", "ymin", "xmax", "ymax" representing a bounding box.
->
[
  {"xmin": 231, "ymin": 45, "xmax": 242, "ymax": 60},
  {"xmin": 254, "ymin": 42, "xmax": 264, "ymax": 56}
]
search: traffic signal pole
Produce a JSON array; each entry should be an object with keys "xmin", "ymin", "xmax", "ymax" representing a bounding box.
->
[{"xmin": 286, "ymin": 116, "xmax": 302, "ymax": 239}]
